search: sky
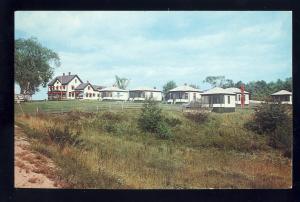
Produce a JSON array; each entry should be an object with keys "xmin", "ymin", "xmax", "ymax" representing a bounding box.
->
[{"xmin": 15, "ymin": 11, "xmax": 292, "ymax": 100}]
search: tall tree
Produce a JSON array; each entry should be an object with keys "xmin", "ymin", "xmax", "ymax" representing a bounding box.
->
[
  {"xmin": 203, "ymin": 76, "xmax": 226, "ymax": 87},
  {"xmin": 189, "ymin": 84, "xmax": 200, "ymax": 89},
  {"xmin": 15, "ymin": 37, "xmax": 60, "ymax": 95},
  {"xmin": 114, "ymin": 75, "xmax": 130, "ymax": 89},
  {"xmin": 163, "ymin": 81, "xmax": 177, "ymax": 95}
]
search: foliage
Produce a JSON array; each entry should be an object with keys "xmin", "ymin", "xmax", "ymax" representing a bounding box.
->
[
  {"xmin": 244, "ymin": 103, "xmax": 289, "ymax": 134},
  {"xmin": 114, "ymin": 75, "xmax": 129, "ymax": 90},
  {"xmin": 184, "ymin": 111, "xmax": 209, "ymax": 124},
  {"xmin": 164, "ymin": 117, "xmax": 182, "ymax": 127},
  {"xmin": 163, "ymin": 81, "xmax": 177, "ymax": 95},
  {"xmin": 189, "ymin": 84, "xmax": 200, "ymax": 89},
  {"xmin": 101, "ymin": 111, "xmax": 124, "ymax": 122},
  {"xmin": 138, "ymin": 98, "xmax": 171, "ymax": 138},
  {"xmin": 47, "ymin": 125, "xmax": 82, "ymax": 147},
  {"xmin": 15, "ymin": 37, "xmax": 60, "ymax": 96}
]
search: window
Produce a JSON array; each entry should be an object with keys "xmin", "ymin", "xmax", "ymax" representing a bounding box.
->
[
  {"xmin": 193, "ymin": 93, "xmax": 196, "ymax": 100},
  {"xmin": 69, "ymin": 92, "xmax": 71, "ymax": 97},
  {"xmin": 63, "ymin": 85, "xmax": 65, "ymax": 89},
  {"xmin": 88, "ymin": 86, "xmax": 90, "ymax": 90},
  {"xmin": 93, "ymin": 93, "xmax": 95, "ymax": 97},
  {"xmin": 89, "ymin": 93, "xmax": 92, "ymax": 97},
  {"xmin": 60, "ymin": 86, "xmax": 62, "ymax": 89},
  {"xmin": 86, "ymin": 93, "xmax": 88, "ymax": 97},
  {"xmin": 150, "ymin": 92, "xmax": 153, "ymax": 98},
  {"xmin": 56, "ymin": 86, "xmax": 58, "ymax": 90},
  {"xmin": 117, "ymin": 92, "xmax": 120, "ymax": 97},
  {"xmin": 75, "ymin": 79, "xmax": 77, "ymax": 83},
  {"xmin": 97, "ymin": 93, "xmax": 100, "ymax": 97},
  {"xmin": 211, "ymin": 95, "xmax": 224, "ymax": 104},
  {"xmin": 238, "ymin": 95, "xmax": 241, "ymax": 101},
  {"xmin": 71, "ymin": 85, "xmax": 74, "ymax": 90},
  {"xmin": 184, "ymin": 93, "xmax": 188, "ymax": 99},
  {"xmin": 228, "ymin": 96, "xmax": 230, "ymax": 104}
]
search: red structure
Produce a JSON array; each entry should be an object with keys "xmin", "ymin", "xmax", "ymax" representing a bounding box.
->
[{"xmin": 240, "ymin": 84, "xmax": 245, "ymax": 108}]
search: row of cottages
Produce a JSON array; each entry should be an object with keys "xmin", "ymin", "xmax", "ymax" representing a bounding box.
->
[
  {"xmin": 271, "ymin": 90, "xmax": 292, "ymax": 104},
  {"xmin": 47, "ymin": 73, "xmax": 163, "ymax": 101}
]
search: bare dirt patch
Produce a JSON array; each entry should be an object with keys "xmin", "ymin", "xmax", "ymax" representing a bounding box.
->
[{"xmin": 14, "ymin": 125, "xmax": 65, "ymax": 188}]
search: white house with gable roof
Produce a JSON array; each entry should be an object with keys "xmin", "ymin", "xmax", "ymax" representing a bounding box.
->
[
  {"xmin": 99, "ymin": 86, "xmax": 129, "ymax": 101},
  {"xmin": 129, "ymin": 87, "xmax": 162, "ymax": 102},
  {"xmin": 166, "ymin": 85, "xmax": 202, "ymax": 104},
  {"xmin": 271, "ymin": 90, "xmax": 292, "ymax": 104},
  {"xmin": 225, "ymin": 87, "xmax": 250, "ymax": 106},
  {"xmin": 201, "ymin": 87, "xmax": 236, "ymax": 112}
]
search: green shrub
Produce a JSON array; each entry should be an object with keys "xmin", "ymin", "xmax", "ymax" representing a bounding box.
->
[
  {"xmin": 164, "ymin": 117, "xmax": 182, "ymax": 127},
  {"xmin": 244, "ymin": 103, "xmax": 289, "ymax": 134},
  {"xmin": 47, "ymin": 125, "xmax": 82, "ymax": 147},
  {"xmin": 138, "ymin": 99, "xmax": 163, "ymax": 133},
  {"xmin": 138, "ymin": 98, "xmax": 172, "ymax": 138},
  {"xmin": 184, "ymin": 112, "xmax": 208, "ymax": 124},
  {"xmin": 101, "ymin": 111, "xmax": 123, "ymax": 122},
  {"xmin": 156, "ymin": 121, "xmax": 172, "ymax": 139}
]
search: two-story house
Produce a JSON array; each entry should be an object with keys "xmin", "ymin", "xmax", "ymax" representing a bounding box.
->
[{"xmin": 47, "ymin": 72, "xmax": 83, "ymax": 100}]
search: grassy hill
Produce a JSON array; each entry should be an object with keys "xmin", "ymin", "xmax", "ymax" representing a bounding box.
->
[{"xmin": 14, "ymin": 101, "xmax": 292, "ymax": 188}]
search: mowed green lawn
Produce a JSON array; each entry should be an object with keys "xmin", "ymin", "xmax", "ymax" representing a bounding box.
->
[
  {"xmin": 15, "ymin": 100, "xmax": 182, "ymax": 115},
  {"xmin": 14, "ymin": 101, "xmax": 291, "ymax": 188}
]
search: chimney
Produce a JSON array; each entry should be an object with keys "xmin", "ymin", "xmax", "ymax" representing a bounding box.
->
[
  {"xmin": 87, "ymin": 80, "xmax": 89, "ymax": 83},
  {"xmin": 63, "ymin": 73, "xmax": 65, "ymax": 76},
  {"xmin": 68, "ymin": 72, "xmax": 71, "ymax": 75},
  {"xmin": 184, "ymin": 83, "xmax": 187, "ymax": 86},
  {"xmin": 153, "ymin": 86, "xmax": 156, "ymax": 89}
]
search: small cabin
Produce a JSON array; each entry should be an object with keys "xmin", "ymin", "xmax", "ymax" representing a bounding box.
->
[
  {"xmin": 129, "ymin": 87, "xmax": 162, "ymax": 102},
  {"xmin": 201, "ymin": 87, "xmax": 236, "ymax": 112},
  {"xmin": 225, "ymin": 87, "xmax": 250, "ymax": 106},
  {"xmin": 166, "ymin": 85, "xmax": 202, "ymax": 104},
  {"xmin": 99, "ymin": 86, "xmax": 129, "ymax": 101},
  {"xmin": 271, "ymin": 90, "xmax": 292, "ymax": 104}
]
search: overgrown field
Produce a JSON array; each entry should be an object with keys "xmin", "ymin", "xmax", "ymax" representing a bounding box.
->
[{"xmin": 15, "ymin": 104, "xmax": 292, "ymax": 188}]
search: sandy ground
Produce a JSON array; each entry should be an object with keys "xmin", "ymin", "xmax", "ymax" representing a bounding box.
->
[{"xmin": 14, "ymin": 125, "xmax": 62, "ymax": 188}]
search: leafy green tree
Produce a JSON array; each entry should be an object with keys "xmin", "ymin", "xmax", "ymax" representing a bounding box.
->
[
  {"xmin": 221, "ymin": 79, "xmax": 235, "ymax": 88},
  {"xmin": 203, "ymin": 76, "xmax": 225, "ymax": 87},
  {"xmin": 163, "ymin": 81, "xmax": 177, "ymax": 95},
  {"xmin": 114, "ymin": 75, "xmax": 130, "ymax": 89},
  {"xmin": 189, "ymin": 84, "xmax": 200, "ymax": 89},
  {"xmin": 15, "ymin": 37, "xmax": 60, "ymax": 95}
]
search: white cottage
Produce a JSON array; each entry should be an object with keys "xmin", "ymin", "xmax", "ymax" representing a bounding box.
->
[
  {"xmin": 271, "ymin": 90, "xmax": 292, "ymax": 104},
  {"xmin": 129, "ymin": 87, "xmax": 162, "ymax": 102},
  {"xmin": 47, "ymin": 72, "xmax": 83, "ymax": 100},
  {"xmin": 99, "ymin": 86, "xmax": 129, "ymax": 101},
  {"xmin": 225, "ymin": 87, "xmax": 250, "ymax": 106},
  {"xmin": 166, "ymin": 85, "xmax": 202, "ymax": 104},
  {"xmin": 74, "ymin": 82, "xmax": 104, "ymax": 100},
  {"xmin": 201, "ymin": 87, "xmax": 236, "ymax": 112}
]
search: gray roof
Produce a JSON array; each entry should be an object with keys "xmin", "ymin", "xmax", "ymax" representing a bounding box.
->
[
  {"xmin": 225, "ymin": 87, "xmax": 249, "ymax": 94},
  {"xmin": 271, "ymin": 90, "xmax": 292, "ymax": 96},
  {"xmin": 99, "ymin": 86, "xmax": 128, "ymax": 92},
  {"xmin": 130, "ymin": 86, "xmax": 161, "ymax": 92},
  {"xmin": 201, "ymin": 87, "xmax": 235, "ymax": 95},
  {"xmin": 74, "ymin": 83, "xmax": 90, "ymax": 90},
  {"xmin": 48, "ymin": 74, "xmax": 83, "ymax": 86},
  {"xmin": 169, "ymin": 85, "xmax": 202, "ymax": 92},
  {"xmin": 92, "ymin": 85, "xmax": 106, "ymax": 90}
]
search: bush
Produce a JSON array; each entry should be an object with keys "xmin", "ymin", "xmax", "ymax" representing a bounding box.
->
[
  {"xmin": 184, "ymin": 112, "xmax": 208, "ymax": 124},
  {"xmin": 101, "ymin": 111, "xmax": 123, "ymax": 122},
  {"xmin": 47, "ymin": 125, "xmax": 82, "ymax": 147},
  {"xmin": 244, "ymin": 103, "xmax": 289, "ymax": 134},
  {"xmin": 138, "ymin": 98, "xmax": 172, "ymax": 138},
  {"xmin": 244, "ymin": 103, "xmax": 292, "ymax": 157},
  {"xmin": 164, "ymin": 117, "xmax": 182, "ymax": 127},
  {"xmin": 156, "ymin": 121, "xmax": 172, "ymax": 139}
]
